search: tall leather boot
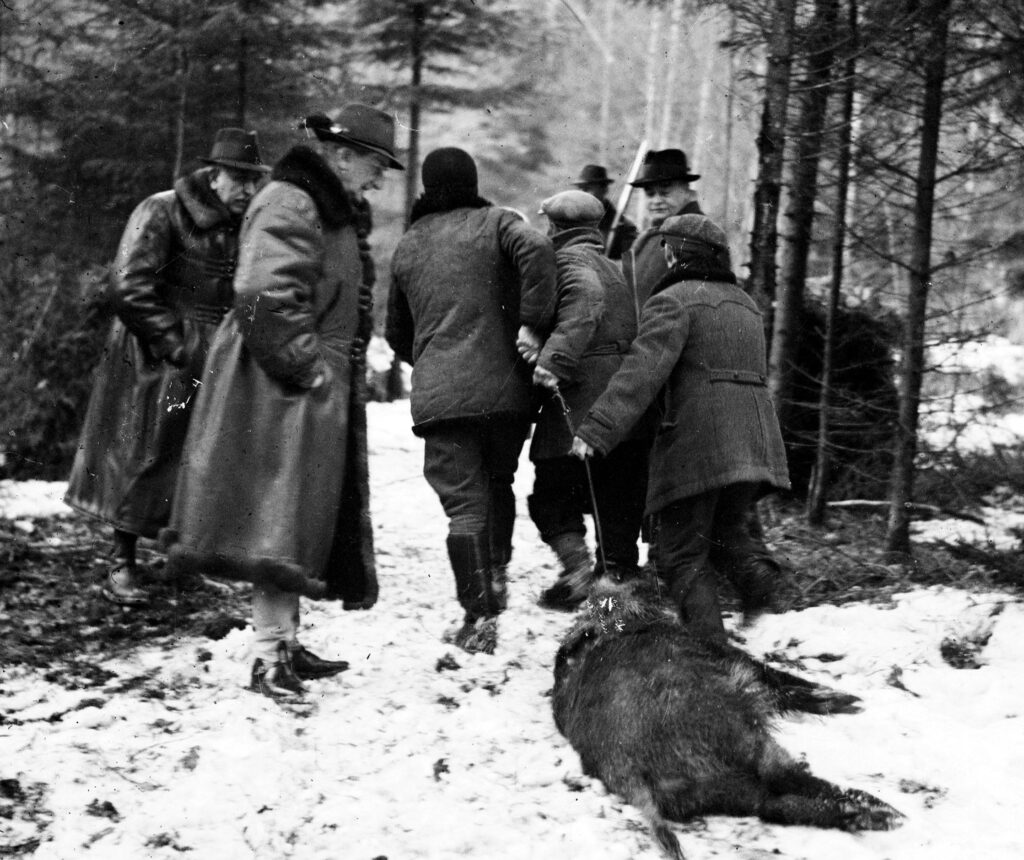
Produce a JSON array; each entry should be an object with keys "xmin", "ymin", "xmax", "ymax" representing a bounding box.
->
[
  {"xmin": 671, "ymin": 567, "xmax": 727, "ymax": 644},
  {"xmin": 730, "ymin": 556, "xmax": 779, "ymax": 625},
  {"xmin": 538, "ymin": 531, "xmax": 593, "ymax": 611},
  {"xmin": 488, "ymin": 491, "xmax": 515, "ymax": 612},
  {"xmin": 444, "ymin": 533, "xmax": 499, "ymax": 654}
]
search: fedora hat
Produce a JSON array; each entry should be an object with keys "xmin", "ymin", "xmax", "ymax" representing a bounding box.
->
[
  {"xmin": 629, "ymin": 149, "xmax": 700, "ymax": 187},
  {"xmin": 199, "ymin": 128, "xmax": 271, "ymax": 173},
  {"xmin": 303, "ymin": 104, "xmax": 405, "ymax": 170},
  {"xmin": 538, "ymin": 189, "xmax": 604, "ymax": 224},
  {"xmin": 573, "ymin": 164, "xmax": 613, "ymax": 186}
]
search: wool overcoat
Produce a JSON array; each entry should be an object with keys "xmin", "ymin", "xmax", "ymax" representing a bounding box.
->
[
  {"xmin": 386, "ymin": 205, "xmax": 556, "ymax": 434},
  {"xmin": 163, "ymin": 146, "xmax": 377, "ymax": 606},
  {"xmin": 574, "ymin": 267, "xmax": 790, "ymax": 516},
  {"xmin": 622, "ymin": 198, "xmax": 703, "ymax": 313},
  {"xmin": 530, "ymin": 227, "xmax": 639, "ymax": 460},
  {"xmin": 65, "ymin": 168, "xmax": 240, "ymax": 538}
]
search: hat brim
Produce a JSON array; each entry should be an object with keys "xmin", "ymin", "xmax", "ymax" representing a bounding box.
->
[
  {"xmin": 316, "ymin": 131, "xmax": 405, "ymax": 170},
  {"xmin": 200, "ymin": 157, "xmax": 272, "ymax": 173},
  {"xmin": 573, "ymin": 179, "xmax": 612, "ymax": 187},
  {"xmin": 630, "ymin": 173, "xmax": 701, "ymax": 187}
]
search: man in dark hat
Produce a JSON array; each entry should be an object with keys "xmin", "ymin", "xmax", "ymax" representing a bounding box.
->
[
  {"xmin": 66, "ymin": 127, "xmax": 270, "ymax": 606},
  {"xmin": 623, "ymin": 148, "xmax": 703, "ymax": 310},
  {"xmin": 387, "ymin": 146, "xmax": 557, "ymax": 655},
  {"xmin": 571, "ymin": 214, "xmax": 790, "ymax": 643},
  {"xmin": 164, "ymin": 104, "xmax": 402, "ymax": 698},
  {"xmin": 573, "ymin": 164, "xmax": 637, "ymax": 260},
  {"xmin": 524, "ymin": 190, "xmax": 649, "ymax": 610}
]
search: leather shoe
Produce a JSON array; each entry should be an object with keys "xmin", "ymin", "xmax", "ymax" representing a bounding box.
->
[
  {"xmin": 250, "ymin": 642, "xmax": 305, "ymax": 699},
  {"xmin": 102, "ymin": 563, "xmax": 147, "ymax": 606},
  {"xmin": 289, "ymin": 645, "xmax": 349, "ymax": 680}
]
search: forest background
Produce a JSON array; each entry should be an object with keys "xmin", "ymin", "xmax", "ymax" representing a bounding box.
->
[{"xmin": 3, "ymin": 0, "xmax": 1024, "ymax": 559}]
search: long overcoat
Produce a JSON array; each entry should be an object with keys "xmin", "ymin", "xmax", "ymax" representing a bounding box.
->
[
  {"xmin": 530, "ymin": 227, "xmax": 638, "ymax": 460},
  {"xmin": 163, "ymin": 146, "xmax": 377, "ymax": 606},
  {"xmin": 575, "ymin": 266, "xmax": 790, "ymax": 516},
  {"xmin": 65, "ymin": 168, "xmax": 240, "ymax": 538},
  {"xmin": 622, "ymin": 199, "xmax": 703, "ymax": 313},
  {"xmin": 386, "ymin": 205, "xmax": 556, "ymax": 434}
]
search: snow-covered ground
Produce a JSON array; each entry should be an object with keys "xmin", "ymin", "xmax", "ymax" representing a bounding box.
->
[{"xmin": 2, "ymin": 400, "xmax": 1023, "ymax": 859}]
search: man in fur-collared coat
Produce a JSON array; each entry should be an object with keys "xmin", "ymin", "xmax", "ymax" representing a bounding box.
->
[
  {"xmin": 387, "ymin": 146, "xmax": 557, "ymax": 655},
  {"xmin": 524, "ymin": 190, "xmax": 648, "ymax": 610},
  {"xmin": 65, "ymin": 128, "xmax": 270, "ymax": 606},
  {"xmin": 163, "ymin": 105, "xmax": 403, "ymax": 698},
  {"xmin": 572, "ymin": 215, "xmax": 790, "ymax": 643}
]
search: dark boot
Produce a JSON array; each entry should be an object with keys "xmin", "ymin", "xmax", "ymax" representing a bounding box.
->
[
  {"xmin": 488, "ymin": 488, "xmax": 515, "ymax": 612},
  {"xmin": 102, "ymin": 562, "xmax": 148, "ymax": 606},
  {"xmin": 289, "ymin": 644, "xmax": 349, "ymax": 680},
  {"xmin": 672, "ymin": 568, "xmax": 727, "ymax": 644},
  {"xmin": 250, "ymin": 641, "xmax": 305, "ymax": 699},
  {"xmin": 731, "ymin": 557, "xmax": 779, "ymax": 625},
  {"xmin": 446, "ymin": 533, "xmax": 500, "ymax": 654},
  {"xmin": 538, "ymin": 531, "xmax": 593, "ymax": 611}
]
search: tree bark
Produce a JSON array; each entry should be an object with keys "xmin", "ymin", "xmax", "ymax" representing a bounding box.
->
[
  {"xmin": 807, "ymin": 0, "xmax": 858, "ymax": 525},
  {"xmin": 658, "ymin": 0, "xmax": 685, "ymax": 148},
  {"xmin": 236, "ymin": 0, "xmax": 249, "ymax": 126},
  {"xmin": 403, "ymin": 1, "xmax": 425, "ymax": 229},
  {"xmin": 885, "ymin": 0, "xmax": 952, "ymax": 558},
  {"xmin": 747, "ymin": 0, "xmax": 796, "ymax": 317},
  {"xmin": 769, "ymin": 0, "xmax": 838, "ymax": 431}
]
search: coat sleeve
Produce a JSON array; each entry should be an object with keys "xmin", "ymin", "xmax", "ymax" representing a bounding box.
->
[
  {"xmin": 575, "ymin": 289, "xmax": 690, "ymax": 455},
  {"xmin": 496, "ymin": 213, "xmax": 557, "ymax": 333},
  {"xmin": 536, "ymin": 251, "xmax": 605, "ymax": 384},
  {"xmin": 385, "ymin": 258, "xmax": 415, "ymax": 367},
  {"xmin": 233, "ymin": 189, "xmax": 325, "ymax": 389},
  {"xmin": 109, "ymin": 194, "xmax": 184, "ymax": 362}
]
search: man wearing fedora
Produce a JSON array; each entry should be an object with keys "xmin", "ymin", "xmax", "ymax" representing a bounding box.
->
[
  {"xmin": 66, "ymin": 127, "xmax": 270, "ymax": 606},
  {"xmin": 163, "ymin": 104, "xmax": 403, "ymax": 698},
  {"xmin": 623, "ymin": 148, "xmax": 703, "ymax": 311},
  {"xmin": 571, "ymin": 214, "xmax": 789, "ymax": 643},
  {"xmin": 573, "ymin": 164, "xmax": 637, "ymax": 260}
]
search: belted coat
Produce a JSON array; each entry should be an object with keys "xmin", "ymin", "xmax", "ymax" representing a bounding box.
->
[
  {"xmin": 574, "ymin": 265, "xmax": 790, "ymax": 516},
  {"xmin": 530, "ymin": 227, "xmax": 639, "ymax": 460},
  {"xmin": 163, "ymin": 146, "xmax": 377, "ymax": 606},
  {"xmin": 386, "ymin": 204, "xmax": 556, "ymax": 434},
  {"xmin": 65, "ymin": 168, "xmax": 241, "ymax": 538}
]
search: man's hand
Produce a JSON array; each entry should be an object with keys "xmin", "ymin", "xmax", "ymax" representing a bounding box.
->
[
  {"xmin": 516, "ymin": 325, "xmax": 541, "ymax": 365},
  {"xmin": 571, "ymin": 436, "xmax": 594, "ymax": 460},
  {"xmin": 533, "ymin": 365, "xmax": 560, "ymax": 391}
]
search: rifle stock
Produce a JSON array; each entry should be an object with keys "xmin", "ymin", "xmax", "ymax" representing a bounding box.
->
[{"xmin": 605, "ymin": 139, "xmax": 648, "ymax": 254}]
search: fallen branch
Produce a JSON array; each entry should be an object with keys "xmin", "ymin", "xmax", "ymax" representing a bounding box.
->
[{"xmin": 827, "ymin": 499, "xmax": 985, "ymax": 525}]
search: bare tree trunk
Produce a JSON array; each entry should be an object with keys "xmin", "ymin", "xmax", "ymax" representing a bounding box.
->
[
  {"xmin": 172, "ymin": 45, "xmax": 189, "ymax": 181},
  {"xmin": 658, "ymin": 0, "xmax": 685, "ymax": 148},
  {"xmin": 598, "ymin": 0, "xmax": 614, "ymax": 163},
  {"xmin": 720, "ymin": 15, "xmax": 737, "ymax": 228},
  {"xmin": 885, "ymin": 0, "xmax": 951, "ymax": 558},
  {"xmin": 747, "ymin": 0, "xmax": 796, "ymax": 317},
  {"xmin": 236, "ymin": 0, "xmax": 249, "ymax": 126},
  {"xmin": 688, "ymin": 47, "xmax": 714, "ymax": 181},
  {"xmin": 638, "ymin": 4, "xmax": 663, "ymax": 226},
  {"xmin": 807, "ymin": 0, "xmax": 858, "ymax": 526},
  {"xmin": 403, "ymin": 1, "xmax": 425, "ymax": 228},
  {"xmin": 769, "ymin": 0, "xmax": 838, "ymax": 430}
]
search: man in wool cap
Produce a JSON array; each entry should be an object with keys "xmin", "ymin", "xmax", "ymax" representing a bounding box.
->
[
  {"xmin": 387, "ymin": 146, "xmax": 557, "ymax": 654},
  {"xmin": 518, "ymin": 189, "xmax": 650, "ymax": 609},
  {"xmin": 571, "ymin": 214, "xmax": 790, "ymax": 642}
]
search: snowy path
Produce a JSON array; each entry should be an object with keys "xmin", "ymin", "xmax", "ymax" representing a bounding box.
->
[{"xmin": 2, "ymin": 401, "xmax": 1023, "ymax": 859}]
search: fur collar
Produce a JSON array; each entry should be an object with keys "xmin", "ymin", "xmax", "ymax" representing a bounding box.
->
[
  {"xmin": 174, "ymin": 168, "xmax": 235, "ymax": 230},
  {"xmin": 409, "ymin": 190, "xmax": 493, "ymax": 224},
  {"xmin": 272, "ymin": 145, "xmax": 355, "ymax": 228}
]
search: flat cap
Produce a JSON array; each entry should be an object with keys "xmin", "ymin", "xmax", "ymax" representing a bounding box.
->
[
  {"xmin": 656, "ymin": 214, "xmax": 728, "ymax": 249},
  {"xmin": 538, "ymin": 189, "xmax": 604, "ymax": 225}
]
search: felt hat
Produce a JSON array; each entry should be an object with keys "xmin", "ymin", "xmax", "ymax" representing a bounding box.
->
[
  {"xmin": 573, "ymin": 164, "xmax": 613, "ymax": 186},
  {"xmin": 302, "ymin": 104, "xmax": 405, "ymax": 170},
  {"xmin": 630, "ymin": 149, "xmax": 700, "ymax": 186},
  {"xmin": 422, "ymin": 147, "xmax": 478, "ymax": 192},
  {"xmin": 199, "ymin": 128, "xmax": 271, "ymax": 173}
]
